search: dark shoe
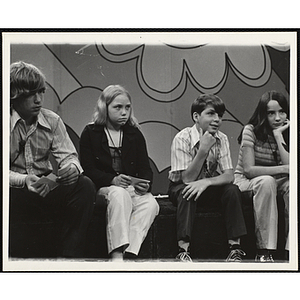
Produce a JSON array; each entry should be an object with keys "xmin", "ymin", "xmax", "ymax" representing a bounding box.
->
[
  {"xmin": 226, "ymin": 245, "xmax": 246, "ymax": 262},
  {"xmin": 176, "ymin": 247, "xmax": 192, "ymax": 262},
  {"xmin": 123, "ymin": 252, "xmax": 138, "ymax": 261},
  {"xmin": 255, "ymin": 254, "xmax": 274, "ymax": 262}
]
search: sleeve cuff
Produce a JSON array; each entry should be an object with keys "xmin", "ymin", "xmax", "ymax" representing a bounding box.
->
[{"xmin": 9, "ymin": 172, "xmax": 27, "ymax": 188}]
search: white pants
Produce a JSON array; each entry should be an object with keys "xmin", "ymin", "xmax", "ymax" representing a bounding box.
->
[
  {"xmin": 234, "ymin": 175, "xmax": 289, "ymax": 250},
  {"xmin": 98, "ymin": 185, "xmax": 159, "ymax": 255}
]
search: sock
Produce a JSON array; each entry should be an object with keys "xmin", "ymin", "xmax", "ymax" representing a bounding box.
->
[
  {"xmin": 178, "ymin": 240, "xmax": 190, "ymax": 252},
  {"xmin": 228, "ymin": 238, "xmax": 240, "ymax": 246},
  {"xmin": 257, "ymin": 249, "xmax": 270, "ymax": 256},
  {"xmin": 229, "ymin": 244, "xmax": 241, "ymax": 250}
]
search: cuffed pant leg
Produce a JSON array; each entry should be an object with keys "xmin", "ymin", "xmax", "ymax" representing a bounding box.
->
[
  {"xmin": 125, "ymin": 188, "xmax": 159, "ymax": 255},
  {"xmin": 249, "ymin": 176, "xmax": 278, "ymax": 250},
  {"xmin": 99, "ymin": 186, "xmax": 132, "ymax": 254}
]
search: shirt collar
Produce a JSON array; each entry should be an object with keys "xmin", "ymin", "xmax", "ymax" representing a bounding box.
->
[
  {"xmin": 10, "ymin": 109, "xmax": 23, "ymax": 133},
  {"xmin": 190, "ymin": 124, "xmax": 201, "ymax": 149},
  {"xmin": 10, "ymin": 108, "xmax": 51, "ymax": 132},
  {"xmin": 37, "ymin": 109, "xmax": 51, "ymax": 130},
  {"xmin": 191, "ymin": 124, "xmax": 221, "ymax": 149}
]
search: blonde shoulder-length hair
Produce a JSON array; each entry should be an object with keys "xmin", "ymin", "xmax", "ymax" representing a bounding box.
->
[{"xmin": 92, "ymin": 85, "xmax": 140, "ymax": 128}]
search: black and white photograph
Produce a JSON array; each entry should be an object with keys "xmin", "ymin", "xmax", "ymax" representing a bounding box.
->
[{"xmin": 2, "ymin": 31, "xmax": 298, "ymax": 274}]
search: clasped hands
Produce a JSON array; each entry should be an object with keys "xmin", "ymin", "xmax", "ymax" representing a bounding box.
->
[
  {"xmin": 112, "ymin": 174, "xmax": 149, "ymax": 196},
  {"xmin": 26, "ymin": 163, "xmax": 80, "ymax": 197}
]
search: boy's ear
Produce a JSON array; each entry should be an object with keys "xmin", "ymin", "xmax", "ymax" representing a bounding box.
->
[{"xmin": 192, "ymin": 112, "xmax": 199, "ymax": 122}]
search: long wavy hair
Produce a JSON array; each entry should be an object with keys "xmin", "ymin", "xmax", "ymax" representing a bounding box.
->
[
  {"xmin": 238, "ymin": 90, "xmax": 289, "ymax": 144},
  {"xmin": 92, "ymin": 85, "xmax": 140, "ymax": 128}
]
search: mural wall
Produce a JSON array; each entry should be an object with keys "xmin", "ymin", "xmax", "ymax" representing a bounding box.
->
[{"xmin": 10, "ymin": 36, "xmax": 290, "ymax": 194}]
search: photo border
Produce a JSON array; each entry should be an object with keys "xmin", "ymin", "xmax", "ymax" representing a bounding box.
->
[{"xmin": 2, "ymin": 29, "xmax": 298, "ymax": 272}]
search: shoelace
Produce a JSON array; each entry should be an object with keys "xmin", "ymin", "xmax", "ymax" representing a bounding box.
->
[
  {"xmin": 226, "ymin": 249, "xmax": 246, "ymax": 262},
  {"xmin": 176, "ymin": 251, "xmax": 193, "ymax": 262}
]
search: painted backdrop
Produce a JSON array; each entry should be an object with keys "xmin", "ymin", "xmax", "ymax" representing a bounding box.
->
[{"xmin": 10, "ymin": 36, "xmax": 290, "ymax": 194}]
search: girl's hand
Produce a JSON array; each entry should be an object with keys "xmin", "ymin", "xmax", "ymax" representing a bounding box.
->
[
  {"xmin": 112, "ymin": 174, "xmax": 131, "ymax": 188},
  {"xmin": 273, "ymin": 119, "xmax": 290, "ymax": 137},
  {"xmin": 134, "ymin": 182, "xmax": 150, "ymax": 196}
]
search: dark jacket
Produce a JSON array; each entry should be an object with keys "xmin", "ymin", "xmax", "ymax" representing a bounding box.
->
[{"xmin": 79, "ymin": 123, "xmax": 153, "ymax": 191}]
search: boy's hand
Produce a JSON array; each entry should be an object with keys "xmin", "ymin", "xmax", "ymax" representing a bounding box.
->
[
  {"xmin": 56, "ymin": 164, "xmax": 79, "ymax": 185},
  {"xmin": 26, "ymin": 174, "xmax": 50, "ymax": 198},
  {"xmin": 199, "ymin": 131, "xmax": 216, "ymax": 153},
  {"xmin": 182, "ymin": 178, "xmax": 211, "ymax": 201}
]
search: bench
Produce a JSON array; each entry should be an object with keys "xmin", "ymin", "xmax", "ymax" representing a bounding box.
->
[
  {"xmin": 82, "ymin": 190, "xmax": 287, "ymax": 261},
  {"xmin": 9, "ymin": 189, "xmax": 286, "ymax": 261}
]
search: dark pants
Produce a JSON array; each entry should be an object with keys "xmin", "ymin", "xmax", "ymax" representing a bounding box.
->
[
  {"xmin": 9, "ymin": 175, "xmax": 95, "ymax": 258},
  {"xmin": 168, "ymin": 181, "xmax": 247, "ymax": 243}
]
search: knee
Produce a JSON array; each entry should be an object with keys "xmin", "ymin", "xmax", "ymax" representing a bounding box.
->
[
  {"xmin": 222, "ymin": 184, "xmax": 243, "ymax": 207},
  {"xmin": 108, "ymin": 186, "xmax": 131, "ymax": 207},
  {"xmin": 224, "ymin": 183, "xmax": 241, "ymax": 194},
  {"xmin": 222, "ymin": 183, "xmax": 242, "ymax": 200},
  {"xmin": 255, "ymin": 175, "xmax": 277, "ymax": 193},
  {"xmin": 74, "ymin": 175, "xmax": 96, "ymax": 206},
  {"xmin": 259, "ymin": 175, "xmax": 276, "ymax": 186},
  {"xmin": 146, "ymin": 195, "xmax": 160, "ymax": 215},
  {"xmin": 78, "ymin": 175, "xmax": 96, "ymax": 193}
]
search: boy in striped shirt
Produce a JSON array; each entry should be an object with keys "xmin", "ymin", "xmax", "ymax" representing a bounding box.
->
[{"xmin": 168, "ymin": 94, "xmax": 247, "ymax": 262}]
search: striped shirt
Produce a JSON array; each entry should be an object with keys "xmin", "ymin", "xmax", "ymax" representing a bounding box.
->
[
  {"xmin": 234, "ymin": 124, "xmax": 282, "ymax": 177},
  {"xmin": 168, "ymin": 124, "xmax": 233, "ymax": 183},
  {"xmin": 10, "ymin": 108, "xmax": 82, "ymax": 188}
]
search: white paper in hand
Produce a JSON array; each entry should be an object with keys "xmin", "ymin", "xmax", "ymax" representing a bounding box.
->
[
  {"xmin": 31, "ymin": 173, "xmax": 59, "ymax": 191},
  {"xmin": 130, "ymin": 176, "xmax": 150, "ymax": 187}
]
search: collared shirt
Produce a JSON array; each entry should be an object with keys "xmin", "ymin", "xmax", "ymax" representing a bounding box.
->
[
  {"xmin": 168, "ymin": 124, "xmax": 233, "ymax": 182},
  {"xmin": 10, "ymin": 108, "xmax": 82, "ymax": 188}
]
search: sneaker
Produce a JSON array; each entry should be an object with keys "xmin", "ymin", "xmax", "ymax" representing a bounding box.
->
[
  {"xmin": 176, "ymin": 247, "xmax": 193, "ymax": 262},
  {"xmin": 255, "ymin": 254, "xmax": 274, "ymax": 262},
  {"xmin": 226, "ymin": 245, "xmax": 246, "ymax": 262}
]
